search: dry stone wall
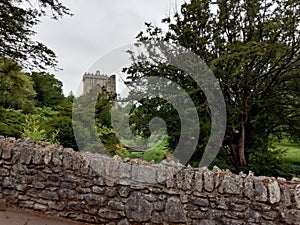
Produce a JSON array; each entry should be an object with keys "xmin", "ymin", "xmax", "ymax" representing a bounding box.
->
[{"xmin": 0, "ymin": 136, "xmax": 300, "ymax": 225}]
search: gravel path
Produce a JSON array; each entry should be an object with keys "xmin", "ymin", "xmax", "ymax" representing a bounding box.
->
[{"xmin": 0, "ymin": 207, "xmax": 92, "ymax": 225}]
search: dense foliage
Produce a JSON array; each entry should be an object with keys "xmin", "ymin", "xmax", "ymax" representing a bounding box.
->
[
  {"xmin": 0, "ymin": 58, "xmax": 36, "ymax": 111},
  {"xmin": 0, "ymin": 56, "xmax": 76, "ymax": 146},
  {"xmin": 123, "ymin": 0, "xmax": 300, "ymax": 177}
]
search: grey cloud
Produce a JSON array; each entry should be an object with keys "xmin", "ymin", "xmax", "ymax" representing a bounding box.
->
[{"xmin": 34, "ymin": 0, "xmax": 185, "ymax": 95}]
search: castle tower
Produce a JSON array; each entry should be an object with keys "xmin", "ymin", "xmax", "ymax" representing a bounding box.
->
[{"xmin": 82, "ymin": 70, "xmax": 116, "ymax": 94}]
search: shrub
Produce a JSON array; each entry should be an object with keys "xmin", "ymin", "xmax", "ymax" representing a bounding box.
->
[{"xmin": 143, "ymin": 148, "xmax": 165, "ymax": 163}]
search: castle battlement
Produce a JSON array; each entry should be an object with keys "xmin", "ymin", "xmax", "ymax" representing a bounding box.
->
[{"xmin": 82, "ymin": 70, "xmax": 116, "ymax": 94}]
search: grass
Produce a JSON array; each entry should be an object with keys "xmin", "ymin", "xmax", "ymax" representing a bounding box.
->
[
  {"xmin": 277, "ymin": 142, "xmax": 300, "ymax": 164},
  {"xmin": 271, "ymin": 141, "xmax": 300, "ymax": 179}
]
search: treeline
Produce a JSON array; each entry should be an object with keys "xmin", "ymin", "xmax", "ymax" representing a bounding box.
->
[
  {"xmin": 0, "ymin": 57, "xmax": 77, "ymax": 149},
  {"xmin": 0, "ymin": 55, "xmax": 299, "ymax": 179}
]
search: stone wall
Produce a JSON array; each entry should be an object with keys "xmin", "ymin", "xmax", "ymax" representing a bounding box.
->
[{"xmin": 0, "ymin": 136, "xmax": 300, "ymax": 225}]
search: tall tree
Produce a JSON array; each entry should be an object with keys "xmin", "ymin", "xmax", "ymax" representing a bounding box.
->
[
  {"xmin": 72, "ymin": 86, "xmax": 119, "ymax": 155},
  {"xmin": 124, "ymin": 0, "xmax": 300, "ymax": 172},
  {"xmin": 30, "ymin": 72, "xmax": 65, "ymax": 107},
  {"xmin": 0, "ymin": 0, "xmax": 72, "ymax": 69},
  {"xmin": 0, "ymin": 57, "xmax": 36, "ymax": 111}
]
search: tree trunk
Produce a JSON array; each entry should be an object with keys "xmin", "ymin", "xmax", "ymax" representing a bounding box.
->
[
  {"xmin": 236, "ymin": 84, "xmax": 249, "ymax": 167},
  {"xmin": 230, "ymin": 131, "xmax": 239, "ymax": 163},
  {"xmin": 237, "ymin": 120, "xmax": 247, "ymax": 166}
]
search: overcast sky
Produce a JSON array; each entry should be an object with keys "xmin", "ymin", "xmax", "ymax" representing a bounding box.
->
[{"xmin": 34, "ymin": 0, "xmax": 186, "ymax": 95}]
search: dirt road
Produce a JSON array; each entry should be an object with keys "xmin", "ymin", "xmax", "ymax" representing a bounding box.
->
[{"xmin": 0, "ymin": 208, "xmax": 91, "ymax": 225}]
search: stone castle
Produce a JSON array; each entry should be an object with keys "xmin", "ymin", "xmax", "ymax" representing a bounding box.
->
[{"xmin": 82, "ymin": 70, "xmax": 116, "ymax": 94}]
